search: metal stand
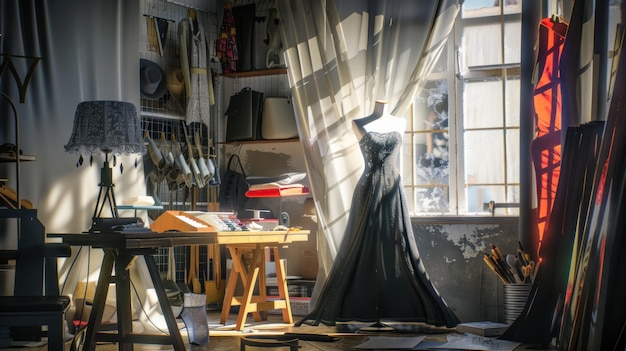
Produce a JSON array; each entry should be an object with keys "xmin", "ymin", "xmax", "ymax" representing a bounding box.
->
[{"xmin": 93, "ymin": 152, "xmax": 118, "ymax": 219}]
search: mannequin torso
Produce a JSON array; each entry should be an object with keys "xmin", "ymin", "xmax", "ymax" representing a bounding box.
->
[{"xmin": 352, "ymin": 101, "xmax": 405, "ymax": 140}]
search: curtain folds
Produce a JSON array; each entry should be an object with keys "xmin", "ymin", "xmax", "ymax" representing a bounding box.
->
[
  {"xmin": 276, "ymin": 0, "xmax": 461, "ymax": 305},
  {"xmin": 1, "ymin": 0, "xmax": 154, "ymax": 331}
]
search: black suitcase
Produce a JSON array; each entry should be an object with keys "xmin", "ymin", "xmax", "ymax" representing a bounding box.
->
[{"xmin": 225, "ymin": 87, "xmax": 264, "ymax": 141}]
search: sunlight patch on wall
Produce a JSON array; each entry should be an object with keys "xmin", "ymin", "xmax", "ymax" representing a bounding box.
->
[{"xmin": 437, "ymin": 224, "xmax": 502, "ymax": 260}]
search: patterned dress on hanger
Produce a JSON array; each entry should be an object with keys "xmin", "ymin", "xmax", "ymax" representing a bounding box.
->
[
  {"xmin": 182, "ymin": 18, "xmax": 211, "ymax": 125},
  {"xmin": 296, "ymin": 131, "xmax": 459, "ymax": 327}
]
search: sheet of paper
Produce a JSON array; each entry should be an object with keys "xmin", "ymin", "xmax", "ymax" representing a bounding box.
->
[
  {"xmin": 353, "ymin": 336, "xmax": 426, "ymax": 349},
  {"xmin": 429, "ymin": 334, "xmax": 521, "ymax": 351}
]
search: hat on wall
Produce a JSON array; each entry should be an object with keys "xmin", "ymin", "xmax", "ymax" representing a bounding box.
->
[
  {"xmin": 166, "ymin": 67, "xmax": 185, "ymax": 112},
  {"xmin": 140, "ymin": 59, "xmax": 167, "ymax": 100},
  {"xmin": 166, "ymin": 67, "xmax": 185, "ymax": 100}
]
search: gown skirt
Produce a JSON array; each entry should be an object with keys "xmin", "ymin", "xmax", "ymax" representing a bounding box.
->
[{"xmin": 296, "ymin": 131, "xmax": 459, "ymax": 327}]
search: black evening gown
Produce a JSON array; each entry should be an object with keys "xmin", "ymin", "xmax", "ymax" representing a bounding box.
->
[{"xmin": 296, "ymin": 131, "xmax": 459, "ymax": 327}]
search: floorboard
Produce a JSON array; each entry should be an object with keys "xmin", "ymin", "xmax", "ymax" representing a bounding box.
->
[{"xmin": 1, "ymin": 310, "xmax": 553, "ymax": 350}]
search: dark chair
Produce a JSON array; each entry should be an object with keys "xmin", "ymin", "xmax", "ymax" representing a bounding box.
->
[
  {"xmin": 0, "ymin": 209, "xmax": 72, "ymax": 350},
  {"xmin": 240, "ymin": 335, "xmax": 299, "ymax": 351}
]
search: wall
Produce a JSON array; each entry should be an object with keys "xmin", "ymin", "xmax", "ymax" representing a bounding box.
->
[
  {"xmin": 215, "ymin": 12, "xmax": 310, "ymax": 277},
  {"xmin": 412, "ymin": 217, "xmax": 520, "ymax": 323},
  {"xmin": 1, "ymin": 0, "xmax": 143, "ymax": 296},
  {"xmin": 221, "ymin": 140, "xmax": 316, "ymax": 279}
]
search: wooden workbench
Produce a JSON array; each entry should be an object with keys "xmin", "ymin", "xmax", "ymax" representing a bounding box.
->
[{"xmin": 49, "ymin": 229, "xmax": 309, "ymax": 349}]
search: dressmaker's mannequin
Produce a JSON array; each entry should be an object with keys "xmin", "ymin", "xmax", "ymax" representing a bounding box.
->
[
  {"xmin": 296, "ymin": 100, "xmax": 459, "ymax": 328},
  {"xmin": 352, "ymin": 100, "xmax": 405, "ymax": 140}
]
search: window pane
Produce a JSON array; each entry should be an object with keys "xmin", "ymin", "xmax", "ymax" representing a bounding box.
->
[
  {"xmin": 506, "ymin": 129, "xmax": 520, "ymax": 183},
  {"xmin": 415, "ymin": 186, "xmax": 450, "ymax": 213},
  {"xmin": 463, "ymin": 80, "xmax": 503, "ymax": 129},
  {"xmin": 434, "ymin": 40, "xmax": 449, "ymax": 73},
  {"xmin": 505, "ymin": 78, "xmax": 520, "ymax": 127},
  {"xmin": 402, "ymin": 135, "xmax": 414, "ymax": 185},
  {"xmin": 413, "ymin": 81, "xmax": 448, "ymax": 129},
  {"xmin": 462, "ymin": 0, "xmax": 522, "ymax": 18},
  {"xmin": 464, "ymin": 130, "xmax": 505, "ymax": 184},
  {"xmin": 461, "ymin": 22, "xmax": 502, "ymax": 67},
  {"xmin": 415, "ymin": 132, "xmax": 449, "ymax": 184},
  {"xmin": 507, "ymin": 185, "xmax": 520, "ymax": 215},
  {"xmin": 411, "ymin": 81, "xmax": 450, "ymax": 213},
  {"xmin": 504, "ymin": 20, "xmax": 522, "ymax": 64},
  {"xmin": 466, "ymin": 185, "xmax": 505, "ymax": 213},
  {"xmin": 463, "ymin": 0, "xmax": 500, "ymax": 11}
]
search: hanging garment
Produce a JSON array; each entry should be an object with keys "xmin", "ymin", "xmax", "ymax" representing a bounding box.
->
[
  {"xmin": 531, "ymin": 17, "xmax": 568, "ymax": 250},
  {"xmin": 216, "ymin": 1, "xmax": 238, "ymax": 73},
  {"xmin": 232, "ymin": 3, "xmax": 256, "ymax": 72},
  {"xmin": 179, "ymin": 15, "xmax": 214, "ymax": 125},
  {"xmin": 295, "ymin": 131, "xmax": 459, "ymax": 328}
]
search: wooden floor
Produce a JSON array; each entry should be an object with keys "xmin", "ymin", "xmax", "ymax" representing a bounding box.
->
[
  {"xmin": 94, "ymin": 311, "xmax": 456, "ymax": 351},
  {"xmin": 1, "ymin": 310, "xmax": 551, "ymax": 350}
]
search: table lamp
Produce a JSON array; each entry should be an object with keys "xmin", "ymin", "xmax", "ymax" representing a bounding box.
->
[{"xmin": 64, "ymin": 101, "xmax": 145, "ymax": 221}]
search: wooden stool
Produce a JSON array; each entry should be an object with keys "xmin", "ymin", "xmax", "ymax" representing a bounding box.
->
[{"xmin": 220, "ymin": 245, "xmax": 293, "ymax": 331}]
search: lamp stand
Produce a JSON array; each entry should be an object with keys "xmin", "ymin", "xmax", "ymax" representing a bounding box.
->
[{"xmin": 93, "ymin": 152, "xmax": 118, "ymax": 220}]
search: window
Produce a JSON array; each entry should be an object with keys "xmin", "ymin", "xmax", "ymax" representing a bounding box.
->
[{"xmin": 403, "ymin": 0, "xmax": 522, "ymax": 215}]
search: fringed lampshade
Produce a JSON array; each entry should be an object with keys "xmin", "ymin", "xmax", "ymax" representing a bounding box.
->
[
  {"xmin": 64, "ymin": 101, "xmax": 144, "ymax": 156},
  {"xmin": 64, "ymin": 101, "xmax": 145, "ymax": 223}
]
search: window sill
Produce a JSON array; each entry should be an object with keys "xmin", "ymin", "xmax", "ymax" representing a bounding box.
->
[{"xmin": 410, "ymin": 215, "xmax": 519, "ymax": 225}]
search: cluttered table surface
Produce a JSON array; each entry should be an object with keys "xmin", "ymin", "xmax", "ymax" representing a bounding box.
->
[{"xmin": 49, "ymin": 229, "xmax": 309, "ymax": 248}]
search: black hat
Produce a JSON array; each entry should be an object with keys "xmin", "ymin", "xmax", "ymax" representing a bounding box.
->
[{"xmin": 140, "ymin": 59, "xmax": 167, "ymax": 100}]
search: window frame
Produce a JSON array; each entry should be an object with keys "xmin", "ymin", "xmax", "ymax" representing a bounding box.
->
[{"xmin": 404, "ymin": 1, "xmax": 522, "ymax": 216}]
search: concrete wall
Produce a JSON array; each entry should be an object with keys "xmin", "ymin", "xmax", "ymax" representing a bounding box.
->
[{"xmin": 413, "ymin": 217, "xmax": 520, "ymax": 323}]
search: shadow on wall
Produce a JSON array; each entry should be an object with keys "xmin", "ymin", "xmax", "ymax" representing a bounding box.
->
[{"xmin": 411, "ymin": 217, "xmax": 519, "ymax": 323}]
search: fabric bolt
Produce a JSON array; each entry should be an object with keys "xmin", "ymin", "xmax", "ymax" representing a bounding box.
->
[
  {"xmin": 295, "ymin": 131, "xmax": 459, "ymax": 328},
  {"xmin": 179, "ymin": 17, "xmax": 214, "ymax": 125},
  {"xmin": 531, "ymin": 17, "xmax": 568, "ymax": 248}
]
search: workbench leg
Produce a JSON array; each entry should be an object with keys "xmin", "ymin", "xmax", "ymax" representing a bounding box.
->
[
  {"xmin": 82, "ymin": 250, "xmax": 114, "ymax": 351},
  {"xmin": 274, "ymin": 248, "xmax": 293, "ymax": 324},
  {"xmin": 234, "ymin": 249, "xmax": 264, "ymax": 331},
  {"xmin": 144, "ymin": 255, "xmax": 186, "ymax": 351},
  {"xmin": 258, "ymin": 248, "xmax": 267, "ymax": 321},
  {"xmin": 115, "ymin": 252, "xmax": 134, "ymax": 351},
  {"xmin": 219, "ymin": 263, "xmax": 238, "ymax": 324},
  {"xmin": 249, "ymin": 249, "xmax": 264, "ymax": 322}
]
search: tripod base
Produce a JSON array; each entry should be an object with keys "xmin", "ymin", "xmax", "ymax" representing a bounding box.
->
[
  {"xmin": 91, "ymin": 158, "xmax": 118, "ymax": 231},
  {"xmin": 357, "ymin": 321, "xmax": 396, "ymax": 333}
]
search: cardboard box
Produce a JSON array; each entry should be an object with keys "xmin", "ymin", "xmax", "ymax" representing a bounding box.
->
[
  {"xmin": 267, "ymin": 297, "xmax": 311, "ymax": 316},
  {"xmin": 301, "ymin": 250, "xmax": 318, "ymax": 280}
]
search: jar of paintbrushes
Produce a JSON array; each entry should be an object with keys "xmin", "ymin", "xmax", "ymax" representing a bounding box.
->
[{"xmin": 483, "ymin": 242, "xmax": 537, "ymax": 324}]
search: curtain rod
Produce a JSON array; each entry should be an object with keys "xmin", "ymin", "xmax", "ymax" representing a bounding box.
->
[{"xmin": 164, "ymin": 0, "xmax": 210, "ymax": 13}]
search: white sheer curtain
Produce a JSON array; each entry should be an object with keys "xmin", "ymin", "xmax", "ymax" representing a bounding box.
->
[
  {"xmin": 1, "ymin": 0, "xmax": 159, "ymax": 330},
  {"xmin": 1, "ymin": 1, "xmax": 141, "ymax": 232},
  {"xmin": 276, "ymin": 0, "xmax": 461, "ymax": 299}
]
